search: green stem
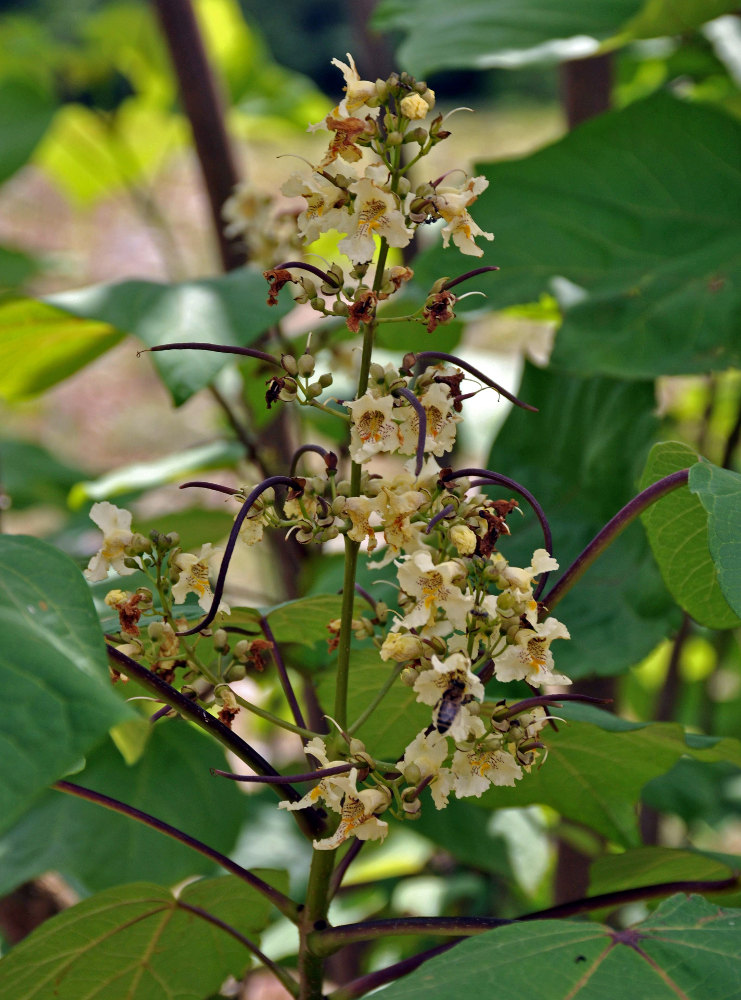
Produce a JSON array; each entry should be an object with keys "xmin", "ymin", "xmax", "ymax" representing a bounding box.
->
[
  {"xmin": 298, "ymin": 847, "xmax": 337, "ymax": 1000},
  {"xmin": 224, "ymin": 686, "xmax": 319, "ymax": 740}
]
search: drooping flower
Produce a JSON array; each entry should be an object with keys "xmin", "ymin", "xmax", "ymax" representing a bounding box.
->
[
  {"xmin": 399, "ymin": 730, "xmax": 453, "ymax": 808},
  {"xmin": 84, "ymin": 502, "xmax": 137, "ymax": 581},
  {"xmin": 339, "ymin": 178, "xmax": 413, "ymax": 264},
  {"xmin": 171, "ymin": 543, "xmax": 229, "ymax": 615},
  {"xmin": 344, "ymin": 494, "xmax": 380, "ymax": 552},
  {"xmin": 430, "ymin": 175, "xmax": 493, "ymax": 257},
  {"xmin": 312, "ymin": 769, "xmax": 391, "ymax": 850},
  {"xmin": 493, "ymin": 617, "xmax": 571, "ymax": 686}
]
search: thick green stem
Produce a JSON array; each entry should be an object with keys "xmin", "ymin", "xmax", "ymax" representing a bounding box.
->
[{"xmin": 298, "ymin": 848, "xmax": 337, "ymax": 1000}]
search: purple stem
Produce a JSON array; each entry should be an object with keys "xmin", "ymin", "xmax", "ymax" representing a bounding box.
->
[
  {"xmin": 441, "ymin": 266, "xmax": 499, "ymax": 291},
  {"xmin": 395, "ymin": 385, "xmax": 426, "ymax": 476},
  {"xmin": 177, "ymin": 475, "xmax": 302, "ymax": 636},
  {"xmin": 289, "ymin": 443, "xmax": 338, "ymax": 477},
  {"xmin": 327, "ymin": 941, "xmax": 459, "ymax": 1000},
  {"xmin": 405, "ymin": 351, "xmax": 537, "ymax": 412},
  {"xmin": 275, "ymin": 260, "xmax": 341, "ymax": 286},
  {"xmin": 259, "ymin": 615, "xmax": 307, "ymax": 732},
  {"xmin": 55, "ymin": 780, "xmax": 297, "ymax": 919},
  {"xmin": 425, "ymin": 503, "xmax": 456, "ymax": 534},
  {"xmin": 179, "ymin": 480, "xmax": 240, "ymax": 495},
  {"xmin": 498, "ymin": 693, "xmax": 612, "ymax": 718},
  {"xmin": 443, "ymin": 467, "xmax": 553, "ymax": 596},
  {"xmin": 177, "ymin": 902, "xmax": 298, "ymax": 995},
  {"xmin": 211, "ymin": 763, "xmax": 354, "ymax": 784},
  {"xmin": 314, "ymin": 871, "xmax": 739, "ymax": 953},
  {"xmin": 353, "ymin": 583, "xmax": 377, "ymax": 614},
  {"xmin": 144, "ymin": 342, "xmax": 281, "ymax": 367},
  {"xmin": 541, "ymin": 469, "xmax": 690, "ymax": 612},
  {"xmin": 328, "ymin": 839, "xmax": 365, "ymax": 899}
]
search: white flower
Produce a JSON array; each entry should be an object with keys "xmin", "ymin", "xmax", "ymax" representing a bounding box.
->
[
  {"xmin": 397, "ymin": 382, "xmax": 461, "ymax": 458},
  {"xmin": 330, "ymin": 53, "xmax": 378, "ymax": 119},
  {"xmin": 344, "ymin": 494, "xmax": 380, "ymax": 552},
  {"xmin": 172, "ymin": 543, "xmax": 229, "ymax": 615},
  {"xmin": 431, "ymin": 175, "xmax": 493, "ymax": 257},
  {"xmin": 278, "ymin": 738, "xmax": 350, "ymax": 814},
  {"xmin": 451, "ymin": 745, "xmax": 523, "ymax": 797},
  {"xmin": 282, "ymin": 171, "xmax": 349, "ymax": 244},
  {"xmin": 347, "ymin": 392, "xmax": 398, "ymax": 462},
  {"xmin": 414, "ymin": 652, "xmax": 486, "ymax": 742},
  {"xmin": 84, "ymin": 502, "xmax": 136, "ymax": 581},
  {"xmin": 394, "ymin": 550, "xmax": 471, "ymax": 631},
  {"xmin": 450, "ymin": 524, "xmax": 478, "ymax": 556},
  {"xmin": 400, "ymin": 92, "xmax": 431, "ymax": 120},
  {"xmin": 494, "ymin": 617, "xmax": 571, "ymax": 686},
  {"xmin": 312, "ymin": 769, "xmax": 391, "ymax": 850},
  {"xmin": 339, "ymin": 178, "xmax": 413, "ymax": 264}
]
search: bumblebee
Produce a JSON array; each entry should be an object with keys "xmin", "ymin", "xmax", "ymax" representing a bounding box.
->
[{"xmin": 434, "ymin": 677, "xmax": 471, "ymax": 734}]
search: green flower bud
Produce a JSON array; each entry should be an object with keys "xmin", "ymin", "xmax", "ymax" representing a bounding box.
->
[
  {"xmin": 148, "ymin": 621, "xmax": 165, "ymax": 641},
  {"xmin": 233, "ymin": 640, "xmax": 251, "ymax": 661},
  {"xmin": 225, "ymin": 661, "xmax": 247, "ymax": 681},
  {"xmin": 318, "ymin": 372, "xmax": 333, "ymax": 388},
  {"xmin": 281, "ymin": 354, "xmax": 298, "ymax": 376},
  {"xmin": 297, "ymin": 353, "xmax": 316, "ymax": 377},
  {"xmin": 306, "ymin": 382, "xmax": 323, "ymax": 399},
  {"xmin": 386, "ymin": 130, "xmax": 403, "ymax": 146},
  {"xmin": 212, "ymin": 628, "xmax": 229, "ymax": 651}
]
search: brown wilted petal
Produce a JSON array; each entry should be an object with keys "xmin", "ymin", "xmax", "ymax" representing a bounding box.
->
[
  {"xmin": 264, "ymin": 268, "xmax": 296, "ymax": 306},
  {"xmin": 422, "ymin": 289, "xmax": 457, "ymax": 332}
]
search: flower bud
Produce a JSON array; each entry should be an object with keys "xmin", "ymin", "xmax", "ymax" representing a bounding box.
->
[
  {"xmin": 400, "ymin": 93, "xmax": 430, "ymax": 120},
  {"xmin": 386, "ymin": 130, "xmax": 403, "ymax": 146},
  {"xmin": 380, "ymin": 632, "xmax": 425, "ymax": 662},
  {"xmin": 400, "ymin": 665, "xmax": 420, "ymax": 687},
  {"xmin": 281, "ymin": 354, "xmax": 298, "ymax": 375},
  {"xmin": 450, "ymin": 524, "xmax": 477, "ymax": 556},
  {"xmin": 226, "ymin": 661, "xmax": 247, "ymax": 681},
  {"xmin": 212, "ymin": 628, "xmax": 229, "ymax": 651},
  {"xmin": 297, "ymin": 353, "xmax": 316, "ymax": 377},
  {"xmin": 127, "ymin": 533, "xmax": 152, "ymax": 556},
  {"xmin": 318, "ymin": 372, "xmax": 333, "ymax": 388},
  {"xmin": 233, "ymin": 640, "xmax": 251, "ymax": 661},
  {"xmin": 403, "ymin": 763, "xmax": 421, "ymax": 786},
  {"xmin": 306, "ymin": 382, "xmax": 323, "ymax": 399},
  {"xmin": 148, "ymin": 621, "xmax": 165, "ymax": 641}
]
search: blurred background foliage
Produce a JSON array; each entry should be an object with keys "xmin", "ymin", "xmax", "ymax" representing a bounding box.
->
[{"xmin": 1, "ymin": 0, "xmax": 741, "ymax": 990}]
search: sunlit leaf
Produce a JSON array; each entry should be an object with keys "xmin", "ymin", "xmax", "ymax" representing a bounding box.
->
[
  {"xmin": 0, "ymin": 78, "xmax": 56, "ymax": 183},
  {"xmin": 589, "ymin": 846, "xmax": 735, "ymax": 896},
  {"xmin": 0, "ymin": 298, "xmax": 122, "ymax": 401}
]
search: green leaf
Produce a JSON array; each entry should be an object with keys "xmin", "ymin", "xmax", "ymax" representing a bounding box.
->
[
  {"xmin": 0, "ymin": 874, "xmax": 285, "ymax": 999},
  {"xmin": 0, "ymin": 244, "xmax": 39, "ymax": 293},
  {"xmin": 373, "ymin": 0, "xmax": 642, "ymax": 74},
  {"xmin": 413, "ymin": 94, "xmax": 741, "ymax": 379},
  {"xmin": 373, "ymin": 0, "xmax": 738, "ymax": 75},
  {"xmin": 0, "ymin": 297, "xmax": 123, "ymax": 401},
  {"xmin": 488, "ymin": 716, "xmax": 741, "ymax": 845},
  {"xmin": 619, "ymin": 0, "xmax": 741, "ymax": 42},
  {"xmin": 589, "ymin": 846, "xmax": 735, "ymax": 896},
  {"xmin": 377, "ymin": 894, "xmax": 741, "ymax": 1000},
  {"xmin": 47, "ymin": 269, "xmax": 291, "ymax": 405},
  {"xmin": 689, "ymin": 462, "xmax": 741, "ymax": 618},
  {"xmin": 0, "ymin": 78, "xmax": 56, "ymax": 184},
  {"xmin": 640, "ymin": 443, "xmax": 740, "ymax": 628},
  {"xmin": 68, "ymin": 440, "xmax": 244, "ymax": 508},
  {"xmin": 316, "ymin": 649, "xmax": 430, "ymax": 759},
  {"xmin": 0, "ymin": 536, "xmax": 133, "ymax": 833},
  {"xmin": 0, "ymin": 722, "xmax": 248, "ymax": 896},
  {"xmin": 0, "ymin": 437, "xmax": 86, "ymax": 511},
  {"xmin": 487, "ymin": 363, "xmax": 676, "ymax": 679}
]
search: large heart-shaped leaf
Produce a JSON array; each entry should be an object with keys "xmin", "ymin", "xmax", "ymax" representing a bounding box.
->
[
  {"xmin": 0, "ymin": 78, "xmax": 56, "ymax": 184},
  {"xmin": 373, "ymin": 0, "xmax": 736, "ymax": 74},
  {"xmin": 0, "ymin": 874, "xmax": 288, "ymax": 1000},
  {"xmin": 412, "ymin": 94, "xmax": 741, "ymax": 380},
  {"xmin": 47, "ymin": 269, "xmax": 291, "ymax": 404},
  {"xmin": 377, "ymin": 894, "xmax": 741, "ymax": 1000},
  {"xmin": 0, "ymin": 535, "xmax": 133, "ymax": 833},
  {"xmin": 482, "ymin": 711, "xmax": 741, "ymax": 846},
  {"xmin": 640, "ymin": 442, "xmax": 740, "ymax": 628},
  {"xmin": 0, "ymin": 722, "xmax": 248, "ymax": 896}
]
